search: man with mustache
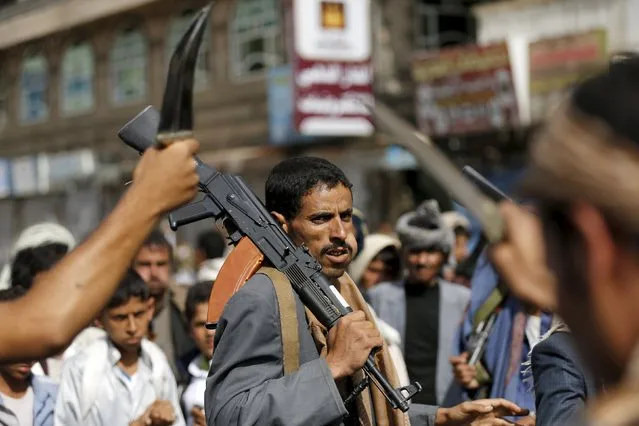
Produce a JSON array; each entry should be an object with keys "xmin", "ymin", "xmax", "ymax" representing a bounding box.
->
[
  {"xmin": 367, "ymin": 200, "xmax": 471, "ymax": 407},
  {"xmin": 206, "ymin": 158, "xmax": 524, "ymax": 426}
]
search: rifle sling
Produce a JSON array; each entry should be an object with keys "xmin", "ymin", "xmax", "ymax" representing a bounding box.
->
[{"xmin": 258, "ymin": 267, "xmax": 301, "ymax": 375}]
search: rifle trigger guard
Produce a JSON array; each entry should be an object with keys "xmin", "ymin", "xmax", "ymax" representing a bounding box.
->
[{"xmin": 397, "ymin": 382, "xmax": 423, "ymax": 400}]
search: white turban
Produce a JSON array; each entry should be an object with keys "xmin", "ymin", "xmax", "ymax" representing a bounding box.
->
[{"xmin": 0, "ymin": 223, "xmax": 76, "ymax": 290}]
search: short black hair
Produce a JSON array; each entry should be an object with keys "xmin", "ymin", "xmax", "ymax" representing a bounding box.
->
[
  {"xmin": 10, "ymin": 243, "xmax": 69, "ymax": 290},
  {"xmin": 106, "ymin": 269, "xmax": 150, "ymax": 310},
  {"xmin": 265, "ymin": 157, "xmax": 353, "ymax": 221},
  {"xmin": 196, "ymin": 230, "xmax": 226, "ymax": 260},
  {"xmin": 141, "ymin": 229, "xmax": 173, "ymax": 260},
  {"xmin": 453, "ymin": 225, "xmax": 471, "ymax": 239},
  {"xmin": 185, "ymin": 281, "xmax": 213, "ymax": 324},
  {"xmin": 375, "ymin": 246, "xmax": 401, "ymax": 280},
  {"xmin": 572, "ymin": 56, "xmax": 639, "ymax": 146},
  {"xmin": 0, "ymin": 285, "xmax": 27, "ymax": 302}
]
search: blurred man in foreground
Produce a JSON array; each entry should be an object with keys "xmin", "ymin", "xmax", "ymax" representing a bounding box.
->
[{"xmin": 489, "ymin": 57, "xmax": 639, "ymax": 425}]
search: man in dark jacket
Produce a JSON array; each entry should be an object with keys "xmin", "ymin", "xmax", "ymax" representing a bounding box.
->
[{"xmin": 531, "ymin": 328, "xmax": 601, "ymax": 425}]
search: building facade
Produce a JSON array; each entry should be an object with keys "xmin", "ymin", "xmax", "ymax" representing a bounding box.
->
[{"xmin": 0, "ymin": 0, "xmax": 489, "ymax": 256}]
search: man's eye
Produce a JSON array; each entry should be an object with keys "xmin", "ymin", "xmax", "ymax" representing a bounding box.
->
[
  {"xmin": 341, "ymin": 213, "xmax": 352, "ymax": 221},
  {"xmin": 312, "ymin": 216, "xmax": 330, "ymax": 224}
]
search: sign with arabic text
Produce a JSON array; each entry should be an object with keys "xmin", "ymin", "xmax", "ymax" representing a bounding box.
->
[
  {"xmin": 412, "ymin": 43, "xmax": 519, "ymax": 137},
  {"xmin": 292, "ymin": 0, "xmax": 374, "ymax": 137},
  {"xmin": 529, "ymin": 29, "xmax": 607, "ymax": 122}
]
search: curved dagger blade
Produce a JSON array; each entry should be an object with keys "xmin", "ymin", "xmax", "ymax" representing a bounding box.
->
[
  {"xmin": 365, "ymin": 100, "xmax": 505, "ymax": 243},
  {"xmin": 157, "ymin": 4, "xmax": 212, "ymax": 147}
]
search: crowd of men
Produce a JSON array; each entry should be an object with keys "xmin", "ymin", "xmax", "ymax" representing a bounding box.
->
[{"xmin": 1, "ymin": 51, "xmax": 639, "ymax": 426}]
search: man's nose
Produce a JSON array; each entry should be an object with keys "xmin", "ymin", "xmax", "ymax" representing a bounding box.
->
[
  {"xmin": 329, "ymin": 218, "xmax": 347, "ymax": 241},
  {"xmin": 416, "ymin": 252, "xmax": 430, "ymax": 264},
  {"xmin": 126, "ymin": 316, "xmax": 137, "ymax": 333},
  {"xmin": 149, "ymin": 264, "xmax": 162, "ymax": 278}
]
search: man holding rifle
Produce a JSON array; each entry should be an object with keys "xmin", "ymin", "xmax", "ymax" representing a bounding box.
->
[{"xmin": 205, "ymin": 157, "xmax": 528, "ymax": 426}]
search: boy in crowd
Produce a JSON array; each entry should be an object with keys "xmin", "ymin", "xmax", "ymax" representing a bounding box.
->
[
  {"xmin": 0, "ymin": 286, "xmax": 58, "ymax": 426},
  {"xmin": 55, "ymin": 270, "xmax": 185, "ymax": 426},
  {"xmin": 181, "ymin": 282, "xmax": 214, "ymax": 426}
]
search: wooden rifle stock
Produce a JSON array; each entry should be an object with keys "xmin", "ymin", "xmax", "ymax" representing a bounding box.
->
[{"xmin": 207, "ymin": 237, "xmax": 264, "ymax": 328}]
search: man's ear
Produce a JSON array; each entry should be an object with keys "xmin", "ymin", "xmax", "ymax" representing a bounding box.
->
[
  {"xmin": 571, "ymin": 203, "xmax": 616, "ymax": 289},
  {"xmin": 271, "ymin": 211, "xmax": 289, "ymax": 234}
]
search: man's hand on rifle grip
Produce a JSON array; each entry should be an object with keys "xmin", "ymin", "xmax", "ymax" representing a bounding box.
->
[
  {"xmin": 131, "ymin": 138, "xmax": 200, "ymax": 217},
  {"xmin": 326, "ymin": 311, "xmax": 383, "ymax": 380}
]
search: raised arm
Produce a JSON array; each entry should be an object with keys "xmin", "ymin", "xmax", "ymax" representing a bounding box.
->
[{"xmin": 0, "ymin": 140, "xmax": 199, "ymax": 362}]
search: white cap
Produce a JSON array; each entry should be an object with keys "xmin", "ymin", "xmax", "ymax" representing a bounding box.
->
[{"xmin": 0, "ymin": 222, "xmax": 76, "ymax": 290}]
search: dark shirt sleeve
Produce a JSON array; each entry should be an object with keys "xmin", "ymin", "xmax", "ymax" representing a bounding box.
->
[
  {"xmin": 532, "ymin": 333, "xmax": 588, "ymax": 426},
  {"xmin": 205, "ymin": 274, "xmax": 348, "ymax": 426},
  {"xmin": 408, "ymin": 403, "xmax": 439, "ymax": 426}
]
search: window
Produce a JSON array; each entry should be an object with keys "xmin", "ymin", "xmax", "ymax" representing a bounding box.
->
[
  {"xmin": 167, "ymin": 10, "xmax": 211, "ymax": 89},
  {"xmin": 230, "ymin": 0, "xmax": 282, "ymax": 79},
  {"xmin": 414, "ymin": 1, "xmax": 473, "ymax": 49},
  {"xmin": 110, "ymin": 27, "xmax": 148, "ymax": 105},
  {"xmin": 20, "ymin": 54, "xmax": 48, "ymax": 124},
  {"xmin": 61, "ymin": 42, "xmax": 95, "ymax": 115}
]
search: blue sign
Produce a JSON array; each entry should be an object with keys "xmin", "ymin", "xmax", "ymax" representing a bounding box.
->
[
  {"xmin": 384, "ymin": 145, "xmax": 417, "ymax": 170},
  {"xmin": 267, "ymin": 65, "xmax": 313, "ymax": 145}
]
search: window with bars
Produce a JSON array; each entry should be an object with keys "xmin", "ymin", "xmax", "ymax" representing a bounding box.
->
[
  {"xmin": 166, "ymin": 9, "xmax": 211, "ymax": 89},
  {"xmin": 60, "ymin": 42, "xmax": 95, "ymax": 116},
  {"xmin": 20, "ymin": 54, "xmax": 49, "ymax": 124},
  {"xmin": 110, "ymin": 27, "xmax": 148, "ymax": 105},
  {"xmin": 414, "ymin": 0, "xmax": 474, "ymax": 49},
  {"xmin": 229, "ymin": 0, "xmax": 283, "ymax": 79}
]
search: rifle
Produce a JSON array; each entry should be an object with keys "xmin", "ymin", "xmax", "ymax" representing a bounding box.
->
[{"xmin": 118, "ymin": 105, "xmax": 422, "ymax": 412}]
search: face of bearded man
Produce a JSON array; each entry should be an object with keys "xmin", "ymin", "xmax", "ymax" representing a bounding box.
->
[
  {"xmin": 405, "ymin": 248, "xmax": 446, "ymax": 286},
  {"xmin": 133, "ymin": 244, "xmax": 172, "ymax": 311},
  {"xmin": 280, "ymin": 183, "xmax": 357, "ymax": 280}
]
